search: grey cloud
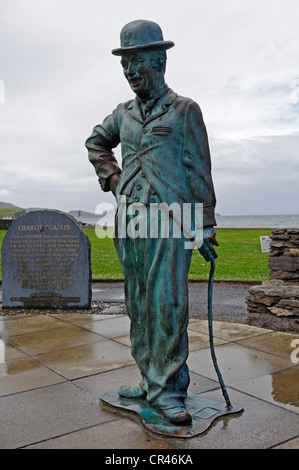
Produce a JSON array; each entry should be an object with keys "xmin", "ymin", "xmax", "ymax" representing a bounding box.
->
[{"xmin": 0, "ymin": 0, "xmax": 298, "ymax": 215}]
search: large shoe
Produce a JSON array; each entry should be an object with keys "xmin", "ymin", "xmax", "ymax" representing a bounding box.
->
[
  {"xmin": 161, "ymin": 406, "xmax": 192, "ymax": 425},
  {"xmin": 118, "ymin": 385, "xmax": 146, "ymax": 399}
]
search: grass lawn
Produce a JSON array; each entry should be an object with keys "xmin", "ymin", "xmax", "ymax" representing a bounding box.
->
[
  {"xmin": 0, "ymin": 228, "xmax": 271, "ymax": 281},
  {"xmin": 86, "ymin": 228, "xmax": 271, "ymax": 281},
  {"xmin": 189, "ymin": 228, "xmax": 271, "ymax": 281}
]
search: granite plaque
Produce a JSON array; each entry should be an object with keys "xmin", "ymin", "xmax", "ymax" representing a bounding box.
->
[{"xmin": 1, "ymin": 210, "xmax": 92, "ymax": 309}]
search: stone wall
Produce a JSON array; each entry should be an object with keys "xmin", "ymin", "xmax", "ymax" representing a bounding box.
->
[
  {"xmin": 246, "ymin": 228, "xmax": 299, "ymax": 333},
  {"xmin": 0, "ymin": 219, "xmax": 14, "ymax": 230}
]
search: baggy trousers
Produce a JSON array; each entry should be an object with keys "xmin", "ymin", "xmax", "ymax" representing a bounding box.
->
[{"xmin": 114, "ymin": 207, "xmax": 193, "ymax": 409}]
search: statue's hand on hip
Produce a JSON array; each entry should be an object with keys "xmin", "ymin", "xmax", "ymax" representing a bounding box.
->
[{"xmin": 109, "ymin": 174, "xmax": 120, "ymax": 197}]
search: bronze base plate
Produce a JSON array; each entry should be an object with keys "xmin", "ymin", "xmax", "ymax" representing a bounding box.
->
[{"xmin": 101, "ymin": 389, "xmax": 243, "ymax": 438}]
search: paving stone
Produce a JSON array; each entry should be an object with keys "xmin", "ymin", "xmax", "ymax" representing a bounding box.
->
[{"xmin": 0, "ymin": 381, "xmax": 114, "ymax": 449}]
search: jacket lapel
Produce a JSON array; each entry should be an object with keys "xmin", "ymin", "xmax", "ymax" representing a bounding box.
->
[
  {"xmin": 127, "ymin": 99, "xmax": 143, "ymax": 124},
  {"xmin": 146, "ymin": 88, "xmax": 178, "ymax": 123}
]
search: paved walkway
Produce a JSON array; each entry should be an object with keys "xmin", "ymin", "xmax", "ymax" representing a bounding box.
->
[{"xmin": 0, "ymin": 283, "xmax": 299, "ymax": 449}]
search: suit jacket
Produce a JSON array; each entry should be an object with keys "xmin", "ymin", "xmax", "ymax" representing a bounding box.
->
[{"xmin": 86, "ymin": 88, "xmax": 216, "ymax": 227}]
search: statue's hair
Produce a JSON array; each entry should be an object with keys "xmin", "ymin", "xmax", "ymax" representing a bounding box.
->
[{"xmin": 148, "ymin": 49, "xmax": 167, "ymax": 74}]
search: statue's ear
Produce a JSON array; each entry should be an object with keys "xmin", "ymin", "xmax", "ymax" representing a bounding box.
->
[{"xmin": 158, "ymin": 57, "xmax": 166, "ymax": 72}]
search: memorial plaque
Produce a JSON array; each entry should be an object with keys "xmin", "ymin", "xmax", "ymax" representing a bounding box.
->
[
  {"xmin": 1, "ymin": 210, "xmax": 92, "ymax": 309},
  {"xmin": 260, "ymin": 235, "xmax": 271, "ymax": 253}
]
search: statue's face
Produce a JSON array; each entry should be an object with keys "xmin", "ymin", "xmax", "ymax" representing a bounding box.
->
[{"xmin": 121, "ymin": 50, "xmax": 163, "ymax": 99}]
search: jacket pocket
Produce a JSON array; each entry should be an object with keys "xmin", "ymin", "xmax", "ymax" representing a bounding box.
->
[{"xmin": 151, "ymin": 126, "xmax": 173, "ymax": 135}]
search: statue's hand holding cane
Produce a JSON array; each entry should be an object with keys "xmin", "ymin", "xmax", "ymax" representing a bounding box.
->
[{"xmin": 198, "ymin": 227, "xmax": 219, "ymax": 262}]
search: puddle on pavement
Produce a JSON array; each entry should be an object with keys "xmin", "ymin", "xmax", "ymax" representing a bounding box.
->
[
  {"xmin": 1, "ymin": 356, "xmax": 39, "ymax": 375},
  {"xmin": 0, "ymin": 338, "xmax": 4, "ymax": 358},
  {"xmin": 271, "ymin": 368, "xmax": 299, "ymax": 409},
  {"xmin": 241, "ymin": 367, "xmax": 299, "ymax": 413}
]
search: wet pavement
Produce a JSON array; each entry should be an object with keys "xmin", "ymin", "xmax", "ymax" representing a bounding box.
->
[
  {"xmin": 0, "ymin": 282, "xmax": 299, "ymax": 449},
  {"xmin": 90, "ymin": 281, "xmax": 251, "ymax": 323}
]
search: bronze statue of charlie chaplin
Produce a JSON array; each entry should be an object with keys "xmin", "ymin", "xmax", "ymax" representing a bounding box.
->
[{"xmin": 86, "ymin": 20, "xmax": 220, "ymax": 428}]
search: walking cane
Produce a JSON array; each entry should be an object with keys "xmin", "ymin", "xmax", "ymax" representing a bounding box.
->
[{"xmin": 207, "ymin": 256, "xmax": 232, "ymax": 408}]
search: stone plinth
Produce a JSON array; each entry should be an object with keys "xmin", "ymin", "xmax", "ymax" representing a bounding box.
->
[{"xmin": 246, "ymin": 228, "xmax": 299, "ymax": 332}]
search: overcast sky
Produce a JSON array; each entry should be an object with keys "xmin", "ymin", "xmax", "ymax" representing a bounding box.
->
[{"xmin": 0, "ymin": 0, "xmax": 298, "ymax": 216}]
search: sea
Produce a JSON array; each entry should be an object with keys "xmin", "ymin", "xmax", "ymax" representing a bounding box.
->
[
  {"xmin": 79, "ymin": 214, "xmax": 299, "ymax": 229},
  {"xmin": 214, "ymin": 214, "xmax": 299, "ymax": 229}
]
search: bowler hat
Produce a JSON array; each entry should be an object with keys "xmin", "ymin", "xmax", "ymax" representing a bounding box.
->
[{"xmin": 112, "ymin": 20, "xmax": 174, "ymax": 56}]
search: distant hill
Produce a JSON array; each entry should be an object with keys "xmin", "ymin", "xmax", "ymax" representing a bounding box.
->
[
  {"xmin": 0, "ymin": 201, "xmax": 22, "ymax": 209},
  {"xmin": 0, "ymin": 202, "xmax": 104, "ymax": 221},
  {"xmin": 69, "ymin": 210, "xmax": 97, "ymax": 219},
  {"xmin": 0, "ymin": 201, "xmax": 23, "ymax": 218},
  {"xmin": 0, "ymin": 208, "xmax": 24, "ymax": 218}
]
